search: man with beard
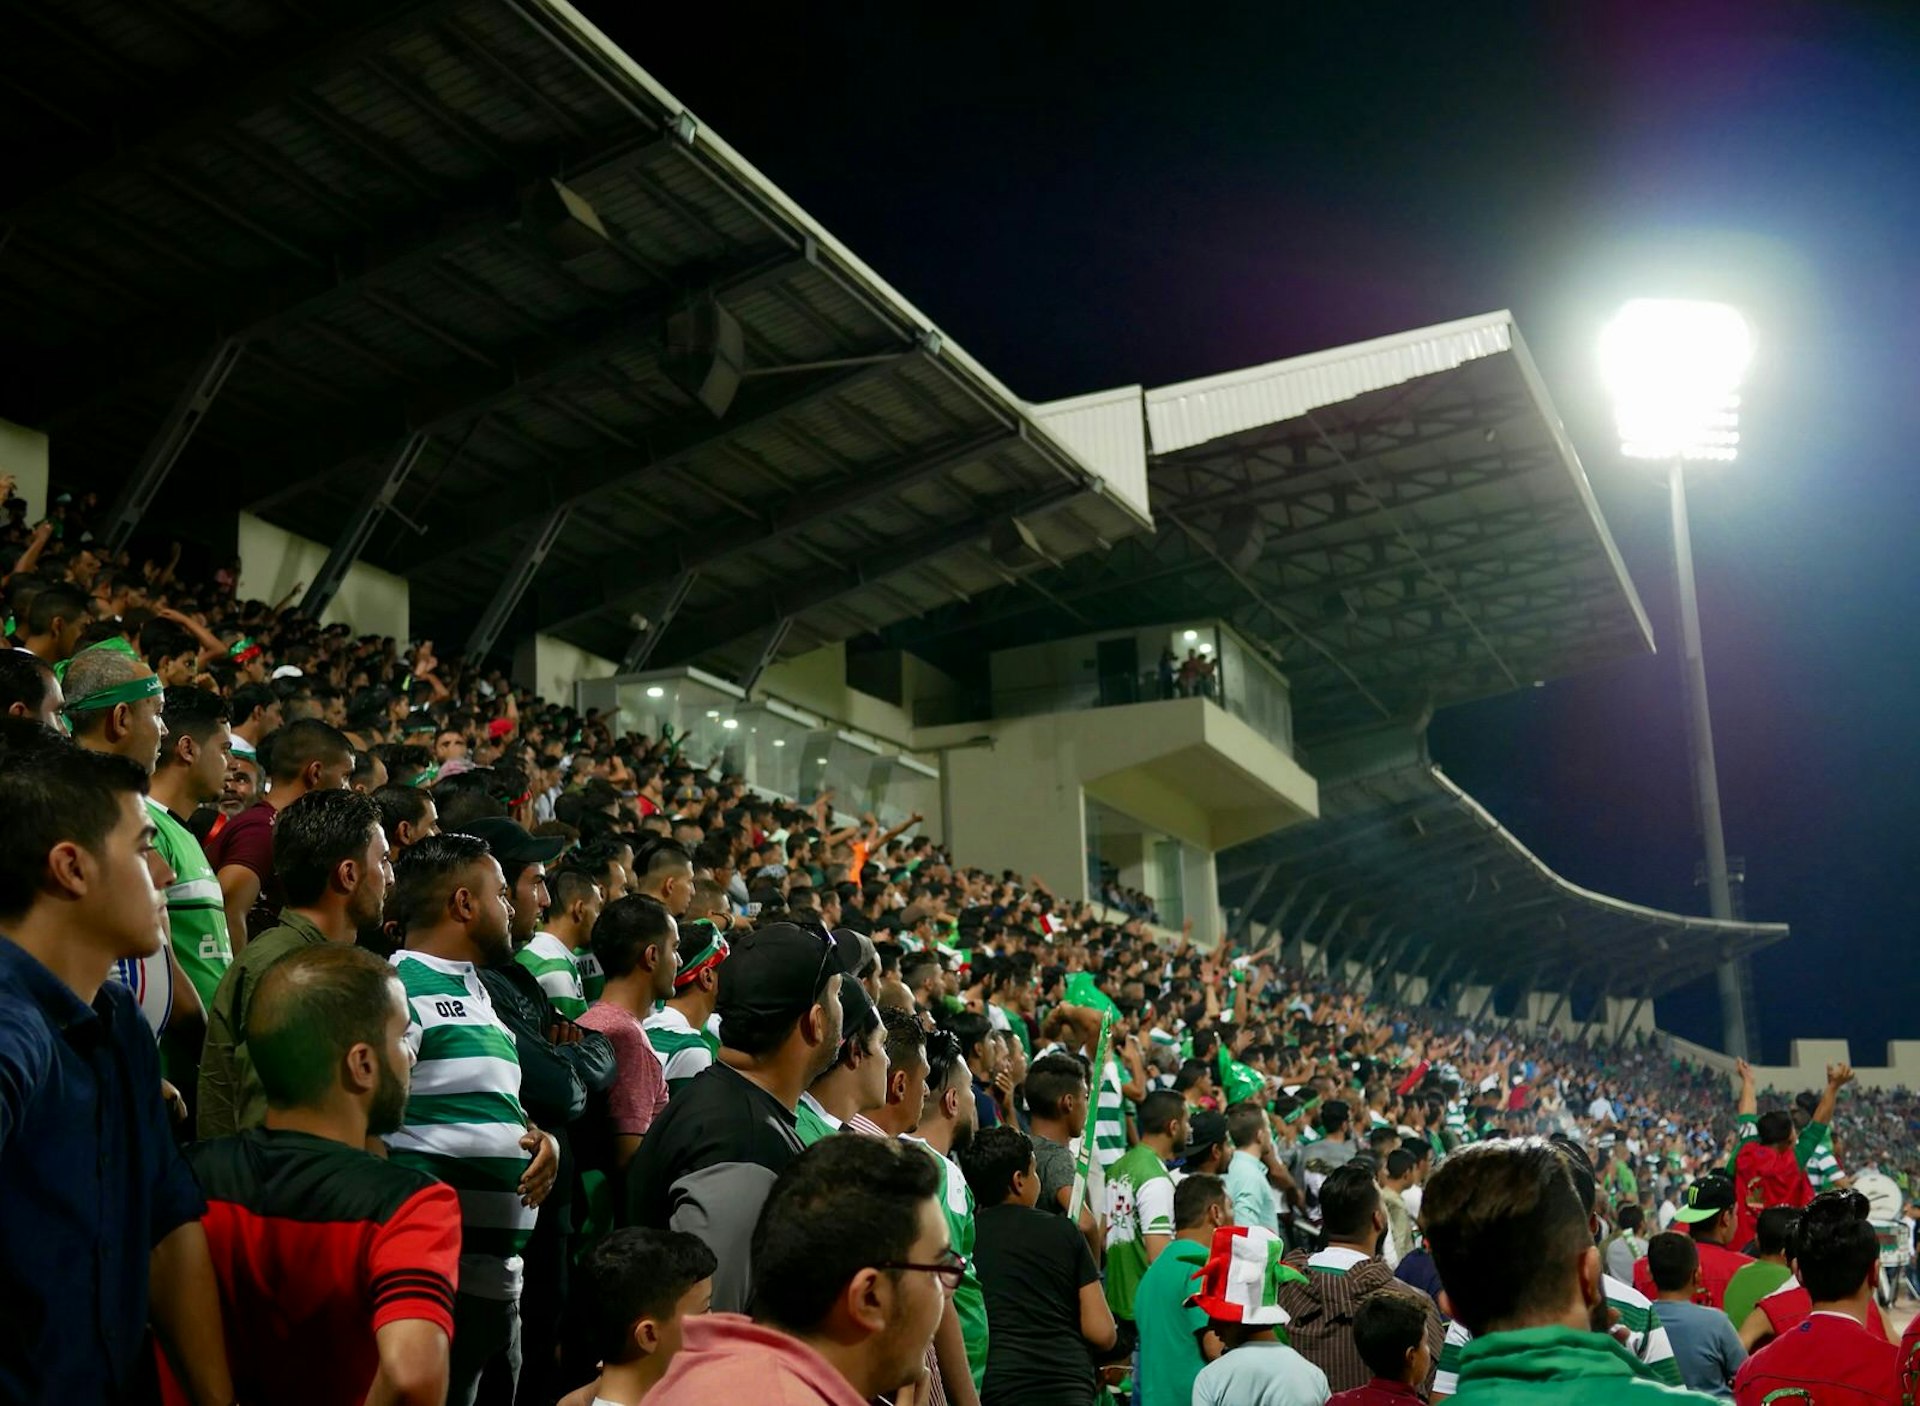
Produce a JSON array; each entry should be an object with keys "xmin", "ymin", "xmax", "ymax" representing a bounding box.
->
[
  {"xmin": 199, "ymin": 789, "xmax": 392, "ymax": 1137},
  {"xmin": 628, "ymin": 922, "xmax": 845, "ymax": 1313},
  {"xmin": 1420, "ymin": 1140, "xmax": 1717, "ymax": 1406},
  {"xmin": 183, "ymin": 945, "xmax": 460, "ymax": 1406},
  {"xmin": 387, "ymin": 832, "xmax": 560, "ymax": 1406}
]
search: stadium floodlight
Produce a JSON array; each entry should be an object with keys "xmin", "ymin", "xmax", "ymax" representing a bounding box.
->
[
  {"xmin": 1599, "ymin": 299, "xmax": 1752, "ymax": 462},
  {"xmin": 1601, "ymin": 298, "xmax": 1756, "ymax": 1059}
]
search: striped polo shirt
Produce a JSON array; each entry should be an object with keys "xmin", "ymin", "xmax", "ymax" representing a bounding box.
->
[
  {"xmin": 385, "ymin": 950, "xmax": 535, "ymax": 1301},
  {"xmin": 513, "ymin": 932, "xmax": 586, "ymax": 1020}
]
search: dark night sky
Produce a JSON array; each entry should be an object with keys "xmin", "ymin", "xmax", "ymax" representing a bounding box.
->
[{"xmin": 581, "ymin": 2, "xmax": 1920, "ymax": 1061}]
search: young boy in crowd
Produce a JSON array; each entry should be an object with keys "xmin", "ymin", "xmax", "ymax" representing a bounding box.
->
[
  {"xmin": 561, "ymin": 1229, "xmax": 717, "ymax": 1406},
  {"xmin": 1187, "ymin": 1224, "xmax": 1329, "ymax": 1406},
  {"xmin": 1327, "ymin": 1291, "xmax": 1436, "ymax": 1406}
]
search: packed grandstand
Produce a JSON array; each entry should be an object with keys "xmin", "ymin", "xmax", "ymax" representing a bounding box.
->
[
  {"xmin": 5, "ymin": 4, "xmax": 1920, "ymax": 1406},
  {"xmin": 3, "ymin": 474, "xmax": 1917, "ymax": 1406}
]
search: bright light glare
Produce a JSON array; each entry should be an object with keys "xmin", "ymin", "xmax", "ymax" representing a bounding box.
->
[
  {"xmin": 773, "ymin": 739, "xmax": 786, "ymax": 748},
  {"xmin": 1600, "ymin": 299, "xmax": 1752, "ymax": 462},
  {"xmin": 721, "ymin": 718, "xmax": 739, "ymax": 730},
  {"xmin": 1182, "ymin": 629, "xmax": 1197, "ymax": 641},
  {"xmin": 645, "ymin": 686, "xmax": 664, "ymax": 698},
  {"xmin": 1198, "ymin": 642, "xmax": 1213, "ymax": 653},
  {"xmin": 704, "ymin": 709, "xmax": 721, "ymax": 719}
]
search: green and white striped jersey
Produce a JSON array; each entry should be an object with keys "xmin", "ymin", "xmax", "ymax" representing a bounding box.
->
[
  {"xmin": 1093, "ymin": 1054, "xmax": 1128, "ymax": 1170},
  {"xmin": 386, "ymin": 951, "xmax": 536, "ymax": 1302},
  {"xmin": 514, "ymin": 932, "xmax": 586, "ymax": 1020},
  {"xmin": 1798, "ymin": 1121, "xmax": 1846, "ymax": 1191},
  {"xmin": 642, "ymin": 1003, "xmax": 719, "ymax": 1097},
  {"xmin": 573, "ymin": 945, "xmax": 606, "ymax": 1003},
  {"xmin": 1432, "ymin": 1273, "xmax": 1681, "ymax": 1394}
]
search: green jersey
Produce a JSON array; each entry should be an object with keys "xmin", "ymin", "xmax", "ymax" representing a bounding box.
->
[
  {"xmin": 913, "ymin": 1137, "xmax": 987, "ymax": 1389},
  {"xmin": 573, "ymin": 945, "xmax": 606, "ymax": 1003},
  {"xmin": 794, "ymin": 1093, "xmax": 838, "ymax": 1146},
  {"xmin": 1797, "ymin": 1120, "xmax": 1845, "ymax": 1191},
  {"xmin": 514, "ymin": 932, "xmax": 587, "ymax": 1020},
  {"xmin": 149, "ymin": 799, "xmax": 231, "ymax": 1009},
  {"xmin": 1104, "ymin": 1141, "xmax": 1175, "ymax": 1321}
]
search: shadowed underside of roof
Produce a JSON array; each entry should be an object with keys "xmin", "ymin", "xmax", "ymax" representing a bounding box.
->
[
  {"xmin": 0, "ymin": 0, "xmax": 1144, "ymax": 679},
  {"xmin": 890, "ymin": 312, "xmax": 1656, "ymax": 744},
  {"xmin": 1217, "ymin": 752, "xmax": 1786, "ymax": 1004}
]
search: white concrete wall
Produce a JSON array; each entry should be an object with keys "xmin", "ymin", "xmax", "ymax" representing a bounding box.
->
[
  {"xmin": 511, "ymin": 633, "xmax": 620, "ymax": 709},
  {"xmin": 1665, "ymin": 1035, "xmax": 1920, "ymax": 1093},
  {"xmin": 940, "ymin": 714, "xmax": 1091, "ymax": 905},
  {"xmin": 0, "ymin": 418, "xmax": 50, "ymax": 522},
  {"xmin": 759, "ymin": 642, "xmax": 927, "ymax": 745},
  {"xmin": 236, "ymin": 512, "xmax": 409, "ymax": 640}
]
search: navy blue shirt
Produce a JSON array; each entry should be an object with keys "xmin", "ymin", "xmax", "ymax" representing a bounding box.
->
[{"xmin": 0, "ymin": 937, "xmax": 208, "ymax": 1404}]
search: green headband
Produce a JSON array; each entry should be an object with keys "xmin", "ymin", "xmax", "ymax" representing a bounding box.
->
[{"xmin": 64, "ymin": 673, "xmax": 163, "ymax": 714}]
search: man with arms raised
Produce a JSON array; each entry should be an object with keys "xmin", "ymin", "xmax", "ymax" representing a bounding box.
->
[{"xmin": 186, "ymin": 945, "xmax": 460, "ymax": 1406}]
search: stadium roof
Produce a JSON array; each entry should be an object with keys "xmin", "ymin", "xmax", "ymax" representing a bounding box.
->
[
  {"xmin": 0, "ymin": 0, "xmax": 1147, "ymax": 677},
  {"xmin": 891, "ymin": 310, "xmax": 1657, "ymax": 742},
  {"xmin": 1217, "ymin": 745, "xmax": 1788, "ymax": 1004}
]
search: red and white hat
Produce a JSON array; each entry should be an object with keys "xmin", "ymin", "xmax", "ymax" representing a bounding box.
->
[{"xmin": 1185, "ymin": 1225, "xmax": 1308, "ymax": 1326}]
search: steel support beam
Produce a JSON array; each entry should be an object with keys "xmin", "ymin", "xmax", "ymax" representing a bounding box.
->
[
  {"xmin": 1542, "ymin": 984, "xmax": 1574, "ymax": 1030},
  {"xmin": 739, "ymin": 617, "xmax": 794, "ymax": 696},
  {"xmin": 1226, "ymin": 863, "xmax": 1283, "ymax": 947},
  {"xmin": 1418, "ymin": 951, "xmax": 1462, "ymax": 1009},
  {"xmin": 463, "ymin": 506, "xmax": 572, "ymax": 661},
  {"xmin": 1614, "ymin": 993, "xmax": 1650, "ymax": 1049},
  {"xmin": 1372, "ymin": 929, "xmax": 1415, "ymax": 1001},
  {"xmin": 301, "ymin": 434, "xmax": 429, "ymax": 618},
  {"xmin": 1351, "ymin": 921, "xmax": 1395, "ymax": 976},
  {"xmin": 1474, "ymin": 978, "xmax": 1503, "ymax": 1024},
  {"xmin": 618, "ymin": 571, "xmax": 699, "ymax": 674},
  {"xmin": 656, "ymin": 484, "xmax": 1081, "ymax": 664},
  {"xmin": 1281, "ymin": 891, "xmax": 1330, "ymax": 968},
  {"xmin": 535, "ymin": 424, "xmax": 1006, "ymax": 632},
  {"xmin": 1579, "ymin": 980, "xmax": 1612, "ymax": 1046},
  {"xmin": 245, "ymin": 251, "xmax": 808, "ymax": 515},
  {"xmin": 101, "ymin": 338, "xmax": 244, "ymax": 554},
  {"xmin": 1313, "ymin": 904, "xmax": 1353, "ymax": 975}
]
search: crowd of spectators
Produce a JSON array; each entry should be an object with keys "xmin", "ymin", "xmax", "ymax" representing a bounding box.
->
[{"xmin": 4, "ymin": 477, "xmax": 1920, "ymax": 1406}]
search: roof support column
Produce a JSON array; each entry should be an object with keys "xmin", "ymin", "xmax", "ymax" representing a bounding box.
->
[
  {"xmin": 1418, "ymin": 951, "xmax": 1462, "ymax": 1009},
  {"xmin": 1474, "ymin": 977, "xmax": 1502, "ymax": 1024},
  {"xmin": 1542, "ymin": 984, "xmax": 1574, "ymax": 1032},
  {"xmin": 1313, "ymin": 904, "xmax": 1353, "ymax": 975},
  {"xmin": 1251, "ymin": 885, "xmax": 1305, "ymax": 956},
  {"xmin": 619, "ymin": 570, "xmax": 699, "ymax": 674},
  {"xmin": 740, "ymin": 616, "xmax": 794, "ymax": 695},
  {"xmin": 1351, "ymin": 921, "xmax": 1394, "ymax": 976},
  {"xmin": 1227, "ymin": 862, "xmax": 1283, "ymax": 947},
  {"xmin": 1282, "ymin": 891, "xmax": 1330, "ymax": 969},
  {"xmin": 1613, "ymin": 993, "xmax": 1650, "ymax": 1049},
  {"xmin": 463, "ymin": 506, "xmax": 572, "ymax": 662},
  {"xmin": 302, "ymin": 433, "xmax": 429, "ymax": 619},
  {"xmin": 1370, "ymin": 928, "xmax": 1413, "ymax": 1001},
  {"xmin": 102, "ymin": 337, "xmax": 245, "ymax": 555},
  {"xmin": 1579, "ymin": 980, "xmax": 1612, "ymax": 1046}
]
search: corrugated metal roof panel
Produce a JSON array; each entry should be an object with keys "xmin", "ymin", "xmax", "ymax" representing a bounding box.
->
[
  {"xmin": 1145, "ymin": 311, "xmax": 1517, "ymax": 456},
  {"xmin": 1029, "ymin": 385, "xmax": 1150, "ymax": 523}
]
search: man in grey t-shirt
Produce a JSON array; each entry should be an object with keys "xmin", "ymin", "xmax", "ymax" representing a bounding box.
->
[{"xmin": 1032, "ymin": 1131, "xmax": 1077, "ymax": 1213}]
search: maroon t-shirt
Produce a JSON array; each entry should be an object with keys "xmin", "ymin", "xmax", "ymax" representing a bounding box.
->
[
  {"xmin": 1734, "ymin": 1312, "xmax": 1899, "ymax": 1406},
  {"xmin": 205, "ymin": 801, "xmax": 281, "ymax": 939}
]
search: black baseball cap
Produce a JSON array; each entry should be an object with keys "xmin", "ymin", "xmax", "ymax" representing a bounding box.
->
[
  {"xmin": 1673, "ymin": 1170, "xmax": 1737, "ymax": 1224},
  {"xmin": 458, "ymin": 816, "xmax": 569, "ymax": 865},
  {"xmin": 716, "ymin": 923, "xmax": 837, "ymax": 1039},
  {"xmin": 1185, "ymin": 1110, "xmax": 1231, "ymax": 1160}
]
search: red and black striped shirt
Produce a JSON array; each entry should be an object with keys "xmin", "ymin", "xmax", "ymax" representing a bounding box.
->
[{"xmin": 172, "ymin": 1128, "xmax": 460, "ymax": 1406}]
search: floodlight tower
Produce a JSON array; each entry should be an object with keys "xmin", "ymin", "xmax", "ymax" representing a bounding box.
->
[{"xmin": 1600, "ymin": 299, "xmax": 1755, "ymax": 1059}]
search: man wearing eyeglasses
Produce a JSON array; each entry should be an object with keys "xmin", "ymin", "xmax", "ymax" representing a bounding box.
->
[{"xmin": 650, "ymin": 1135, "xmax": 955, "ymax": 1406}]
